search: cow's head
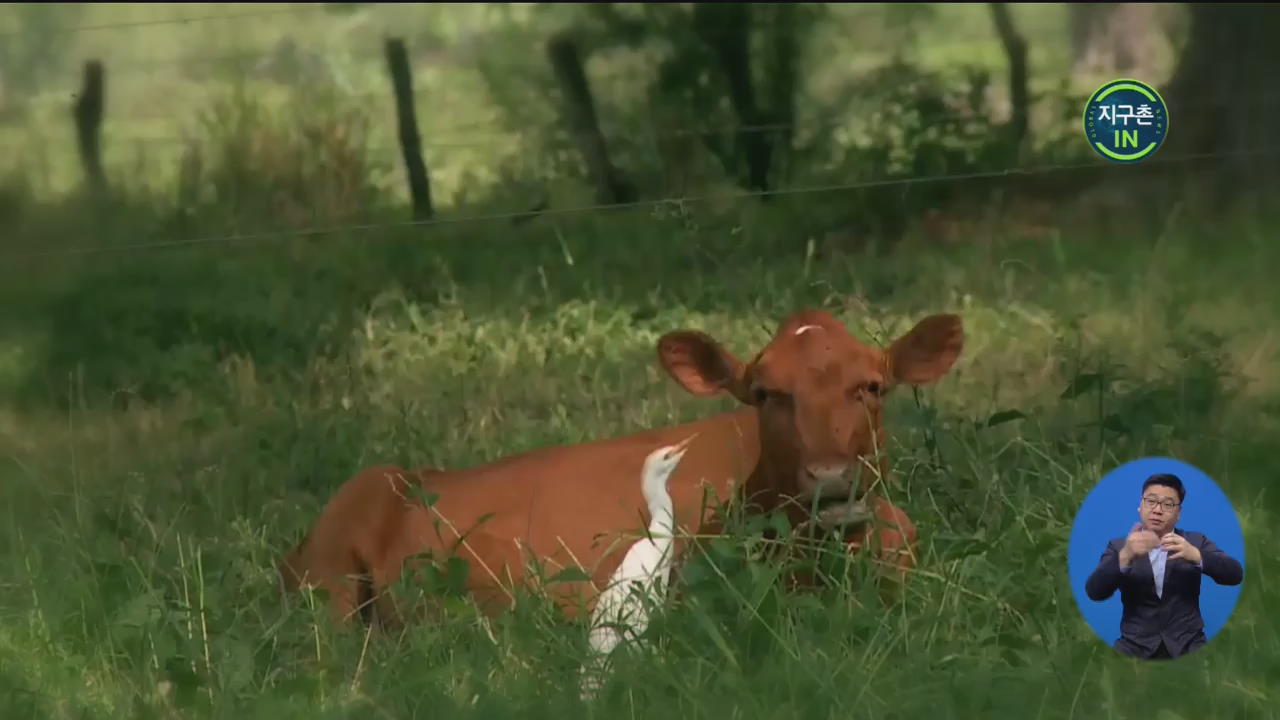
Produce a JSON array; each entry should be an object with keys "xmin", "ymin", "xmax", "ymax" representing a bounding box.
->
[{"xmin": 656, "ymin": 310, "xmax": 963, "ymax": 527}]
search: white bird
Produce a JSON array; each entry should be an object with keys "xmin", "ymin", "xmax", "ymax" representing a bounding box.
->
[{"xmin": 579, "ymin": 433, "xmax": 697, "ymax": 700}]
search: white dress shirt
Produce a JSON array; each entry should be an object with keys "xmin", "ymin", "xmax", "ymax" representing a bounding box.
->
[
  {"xmin": 1118, "ymin": 533, "xmax": 1203, "ymax": 597},
  {"xmin": 1148, "ymin": 545, "xmax": 1168, "ymax": 598}
]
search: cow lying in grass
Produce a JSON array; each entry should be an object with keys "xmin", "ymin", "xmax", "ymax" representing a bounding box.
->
[{"xmin": 278, "ymin": 308, "xmax": 963, "ymax": 652}]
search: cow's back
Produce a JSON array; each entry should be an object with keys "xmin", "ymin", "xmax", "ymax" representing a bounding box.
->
[
  {"xmin": 281, "ymin": 407, "xmax": 761, "ymax": 622},
  {"xmin": 394, "ymin": 407, "xmax": 761, "ymax": 615}
]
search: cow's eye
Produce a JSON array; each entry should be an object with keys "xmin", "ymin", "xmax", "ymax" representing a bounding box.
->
[
  {"xmin": 851, "ymin": 381, "xmax": 883, "ymax": 401},
  {"xmin": 751, "ymin": 384, "xmax": 789, "ymax": 406}
]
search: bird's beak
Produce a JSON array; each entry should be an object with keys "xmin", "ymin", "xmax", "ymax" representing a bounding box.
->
[{"xmin": 671, "ymin": 432, "xmax": 698, "ymax": 457}]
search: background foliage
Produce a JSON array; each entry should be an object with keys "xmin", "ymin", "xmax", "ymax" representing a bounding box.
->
[{"xmin": 1, "ymin": 4, "xmax": 1277, "ymax": 718}]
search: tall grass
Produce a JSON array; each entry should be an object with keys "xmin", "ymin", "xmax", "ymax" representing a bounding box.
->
[
  {"xmin": 2, "ymin": 170, "xmax": 1278, "ymax": 718},
  {"xmin": 2, "ymin": 4, "xmax": 1277, "ymax": 718}
]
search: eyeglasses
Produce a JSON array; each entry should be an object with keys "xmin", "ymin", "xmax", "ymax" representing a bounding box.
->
[{"xmin": 1142, "ymin": 496, "xmax": 1180, "ymax": 512}]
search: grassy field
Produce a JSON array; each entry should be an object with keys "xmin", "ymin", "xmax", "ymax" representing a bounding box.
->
[
  {"xmin": 2, "ymin": 4, "xmax": 1278, "ymax": 719},
  {"xmin": 3, "ymin": 198, "xmax": 1277, "ymax": 719}
]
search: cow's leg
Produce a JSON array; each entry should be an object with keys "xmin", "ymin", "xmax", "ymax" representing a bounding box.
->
[
  {"xmin": 305, "ymin": 545, "xmax": 389, "ymax": 628},
  {"xmin": 845, "ymin": 494, "xmax": 917, "ymax": 599},
  {"xmin": 368, "ymin": 562, "xmax": 409, "ymax": 633},
  {"xmin": 316, "ymin": 574, "xmax": 364, "ymax": 625},
  {"xmin": 284, "ymin": 541, "xmax": 364, "ymax": 627},
  {"xmin": 872, "ymin": 495, "xmax": 918, "ymax": 573}
]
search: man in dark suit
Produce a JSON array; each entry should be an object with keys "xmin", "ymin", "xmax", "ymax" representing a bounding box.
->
[{"xmin": 1084, "ymin": 473, "xmax": 1244, "ymax": 660}]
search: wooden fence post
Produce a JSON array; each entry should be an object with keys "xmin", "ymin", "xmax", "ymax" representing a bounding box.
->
[
  {"xmin": 72, "ymin": 60, "xmax": 106, "ymax": 194},
  {"xmin": 989, "ymin": 3, "xmax": 1029, "ymax": 157},
  {"xmin": 384, "ymin": 37, "xmax": 433, "ymax": 220},
  {"xmin": 546, "ymin": 33, "xmax": 634, "ymax": 205}
]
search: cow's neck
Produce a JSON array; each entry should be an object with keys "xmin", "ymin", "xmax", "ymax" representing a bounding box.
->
[
  {"xmin": 673, "ymin": 405, "xmax": 781, "ymax": 533},
  {"xmin": 743, "ymin": 443, "xmax": 808, "ymax": 529}
]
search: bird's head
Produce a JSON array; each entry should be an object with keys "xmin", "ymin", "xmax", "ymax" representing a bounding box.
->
[{"xmin": 644, "ymin": 433, "xmax": 697, "ymax": 481}]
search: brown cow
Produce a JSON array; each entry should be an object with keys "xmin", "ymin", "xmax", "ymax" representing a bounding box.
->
[{"xmin": 277, "ymin": 308, "xmax": 963, "ymax": 630}]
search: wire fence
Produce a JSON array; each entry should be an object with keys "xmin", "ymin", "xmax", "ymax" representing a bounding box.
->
[
  {"xmin": 0, "ymin": 3, "xmax": 1205, "ymax": 157},
  {"xmin": 4, "ymin": 5, "xmax": 1272, "ymax": 270},
  {"xmin": 11, "ymin": 88, "xmax": 1280, "ymax": 157},
  {"xmin": 3, "ymin": 145, "xmax": 1275, "ymax": 266},
  {"xmin": 0, "ymin": 3, "xmax": 1078, "ymax": 44},
  {"xmin": 4, "ymin": 8, "xmax": 1273, "ymax": 160},
  {"xmin": 17, "ymin": 28, "xmax": 1084, "ymax": 88},
  {"xmin": 0, "ymin": 5, "xmax": 336, "ymax": 39},
  {"xmin": 10, "ymin": 117, "xmax": 837, "ymax": 149},
  {"xmin": 3, "ymin": 6, "xmax": 1276, "ymax": 451},
  {"xmin": 0, "ymin": 3, "xmax": 1088, "ymax": 105}
]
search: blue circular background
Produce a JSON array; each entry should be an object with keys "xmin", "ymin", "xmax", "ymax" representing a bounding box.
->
[
  {"xmin": 1067, "ymin": 457, "xmax": 1246, "ymax": 649},
  {"xmin": 1083, "ymin": 78, "xmax": 1168, "ymax": 163}
]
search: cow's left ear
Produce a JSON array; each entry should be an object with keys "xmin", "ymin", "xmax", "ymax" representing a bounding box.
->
[
  {"xmin": 657, "ymin": 330, "xmax": 752, "ymax": 404},
  {"xmin": 886, "ymin": 314, "xmax": 964, "ymax": 386}
]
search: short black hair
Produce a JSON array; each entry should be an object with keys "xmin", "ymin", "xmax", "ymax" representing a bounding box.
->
[{"xmin": 1142, "ymin": 473, "xmax": 1186, "ymax": 504}]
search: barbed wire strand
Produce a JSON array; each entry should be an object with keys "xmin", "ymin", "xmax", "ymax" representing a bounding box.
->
[
  {"xmin": 31, "ymin": 25, "xmax": 1076, "ymax": 84},
  {"xmin": 9, "ymin": 89, "xmax": 1280, "ymax": 156},
  {"xmin": 0, "ymin": 5, "xmax": 340, "ymax": 40},
  {"xmin": 3, "ymin": 146, "xmax": 1274, "ymax": 266},
  {"xmin": 1, "ymin": 7, "xmax": 1070, "ymax": 66},
  {"xmin": 0, "ymin": 10, "xmax": 1218, "ymax": 147},
  {"xmin": 25, "ymin": 86, "xmax": 1277, "ymax": 151}
]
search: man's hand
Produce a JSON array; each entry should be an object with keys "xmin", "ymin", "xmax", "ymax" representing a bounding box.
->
[
  {"xmin": 1161, "ymin": 533, "xmax": 1202, "ymax": 565},
  {"xmin": 1119, "ymin": 522, "xmax": 1160, "ymax": 567}
]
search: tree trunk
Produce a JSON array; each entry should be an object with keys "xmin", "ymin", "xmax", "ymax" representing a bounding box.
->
[
  {"xmin": 693, "ymin": 3, "xmax": 773, "ymax": 194},
  {"xmin": 1163, "ymin": 4, "xmax": 1280, "ymax": 193},
  {"xmin": 547, "ymin": 33, "xmax": 635, "ymax": 205},
  {"xmin": 1068, "ymin": 4, "xmax": 1156, "ymax": 79},
  {"xmin": 1069, "ymin": 4, "xmax": 1110, "ymax": 76},
  {"xmin": 763, "ymin": 3, "xmax": 800, "ymax": 185},
  {"xmin": 989, "ymin": 3, "xmax": 1029, "ymax": 157}
]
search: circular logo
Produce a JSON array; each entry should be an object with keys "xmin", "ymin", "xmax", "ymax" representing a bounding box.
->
[
  {"xmin": 1067, "ymin": 457, "xmax": 1246, "ymax": 660},
  {"xmin": 1083, "ymin": 78, "xmax": 1169, "ymax": 163}
]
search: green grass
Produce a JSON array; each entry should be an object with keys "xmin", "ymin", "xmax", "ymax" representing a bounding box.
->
[
  {"xmin": 2, "ymin": 3, "xmax": 1278, "ymax": 719},
  {"xmin": 1, "ymin": 195, "xmax": 1278, "ymax": 718}
]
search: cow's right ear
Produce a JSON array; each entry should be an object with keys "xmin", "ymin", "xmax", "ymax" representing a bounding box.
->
[
  {"xmin": 886, "ymin": 313, "xmax": 964, "ymax": 386},
  {"xmin": 657, "ymin": 330, "xmax": 751, "ymax": 403}
]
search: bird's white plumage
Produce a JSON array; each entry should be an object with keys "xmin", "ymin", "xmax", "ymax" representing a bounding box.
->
[{"xmin": 579, "ymin": 436, "xmax": 694, "ymax": 699}]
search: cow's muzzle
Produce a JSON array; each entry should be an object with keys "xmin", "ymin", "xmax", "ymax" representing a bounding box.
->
[{"xmin": 800, "ymin": 463, "xmax": 871, "ymax": 530}]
